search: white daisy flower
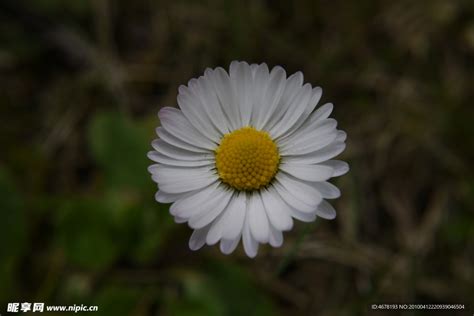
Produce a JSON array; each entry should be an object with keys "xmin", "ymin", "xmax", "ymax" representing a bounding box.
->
[{"xmin": 148, "ymin": 61, "xmax": 348, "ymax": 258}]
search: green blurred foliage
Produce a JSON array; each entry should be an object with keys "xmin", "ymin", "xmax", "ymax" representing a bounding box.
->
[
  {"xmin": 56, "ymin": 198, "xmax": 122, "ymax": 270},
  {"xmin": 1, "ymin": 0, "xmax": 474, "ymax": 315},
  {"xmin": 0, "ymin": 168, "xmax": 26, "ymax": 297},
  {"xmin": 164, "ymin": 262, "xmax": 276, "ymax": 316},
  {"xmin": 88, "ymin": 112, "xmax": 150, "ymax": 191},
  {"xmin": 95, "ymin": 286, "xmax": 141, "ymax": 315}
]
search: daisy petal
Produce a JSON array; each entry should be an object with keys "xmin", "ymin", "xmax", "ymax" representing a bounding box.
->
[
  {"xmin": 220, "ymin": 237, "xmax": 240, "ymax": 255},
  {"xmin": 170, "ymin": 183, "xmax": 223, "ymax": 218},
  {"xmin": 312, "ymin": 181, "xmax": 341, "ymax": 199},
  {"xmin": 269, "ymin": 83, "xmax": 312, "ymax": 138},
  {"xmin": 174, "ymin": 216, "xmax": 187, "ymax": 223},
  {"xmin": 220, "ymin": 192, "xmax": 247, "ymax": 240},
  {"xmin": 156, "ymin": 127, "xmax": 209, "ymax": 153},
  {"xmin": 178, "ymin": 83, "xmax": 221, "ymax": 142},
  {"xmin": 148, "ymin": 151, "xmax": 213, "ymax": 167},
  {"xmin": 188, "ymin": 189, "xmax": 233, "ymax": 229},
  {"xmin": 320, "ymin": 160, "xmax": 350, "ymax": 177},
  {"xmin": 242, "ymin": 212, "xmax": 259, "ymax": 258},
  {"xmin": 193, "ymin": 73, "xmax": 231, "ymax": 134},
  {"xmin": 256, "ymin": 66, "xmax": 287, "ymax": 129},
  {"xmin": 336, "ymin": 130, "xmax": 347, "ymax": 142},
  {"xmin": 206, "ymin": 210, "xmax": 227, "ymax": 245},
  {"xmin": 151, "ymin": 139, "xmax": 213, "ymax": 161},
  {"xmin": 159, "ymin": 107, "xmax": 217, "ymax": 150},
  {"xmin": 316, "ymin": 200, "xmax": 337, "ymax": 220},
  {"xmin": 279, "ymin": 129, "xmax": 337, "ymax": 156},
  {"xmin": 269, "ymin": 226, "xmax": 284, "ymax": 247},
  {"xmin": 250, "ymin": 63, "xmax": 270, "ymax": 128},
  {"xmin": 263, "ymin": 71, "xmax": 304, "ymax": 131},
  {"xmin": 149, "ymin": 165, "xmax": 217, "ymax": 194},
  {"xmin": 155, "ymin": 190, "xmax": 193, "ymax": 203},
  {"xmin": 260, "ymin": 188, "xmax": 293, "ymax": 231},
  {"xmin": 206, "ymin": 193, "xmax": 244, "ymax": 246},
  {"xmin": 311, "ymin": 102, "xmax": 333, "ymax": 122},
  {"xmin": 189, "ymin": 225, "xmax": 211, "ymax": 251},
  {"xmin": 290, "ymin": 208, "xmax": 317, "ymax": 222},
  {"xmin": 279, "ymin": 118, "xmax": 337, "ymax": 148},
  {"xmin": 283, "ymin": 142, "xmax": 345, "ymax": 164},
  {"xmin": 278, "ymin": 87, "xmax": 322, "ymax": 139},
  {"xmin": 276, "ymin": 173, "xmax": 322, "ymax": 209},
  {"xmin": 230, "ymin": 61, "xmax": 253, "ymax": 126},
  {"xmin": 248, "ymin": 193, "xmax": 270, "ymax": 243},
  {"xmin": 209, "ymin": 67, "xmax": 240, "ymax": 130},
  {"xmin": 280, "ymin": 163, "xmax": 334, "ymax": 182},
  {"xmin": 273, "ymin": 181, "xmax": 316, "ymax": 214}
]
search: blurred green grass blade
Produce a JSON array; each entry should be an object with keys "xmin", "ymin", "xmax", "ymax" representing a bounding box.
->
[
  {"xmin": 87, "ymin": 111, "xmax": 151, "ymax": 191},
  {"xmin": 56, "ymin": 198, "xmax": 121, "ymax": 270},
  {"xmin": 166, "ymin": 272, "xmax": 225, "ymax": 316},
  {"xmin": 206, "ymin": 262, "xmax": 277, "ymax": 316},
  {"xmin": 95, "ymin": 286, "xmax": 140, "ymax": 316},
  {"xmin": 0, "ymin": 167, "xmax": 26, "ymax": 300}
]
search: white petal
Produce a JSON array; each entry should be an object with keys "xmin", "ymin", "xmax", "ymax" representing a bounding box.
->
[
  {"xmin": 250, "ymin": 63, "xmax": 270, "ymax": 128},
  {"xmin": 219, "ymin": 237, "xmax": 240, "ymax": 255},
  {"xmin": 250, "ymin": 63, "xmax": 259, "ymax": 75},
  {"xmin": 290, "ymin": 208, "xmax": 317, "ymax": 222},
  {"xmin": 279, "ymin": 129, "xmax": 338, "ymax": 156},
  {"xmin": 276, "ymin": 173, "xmax": 322, "ymax": 210},
  {"xmin": 283, "ymin": 142, "xmax": 345, "ymax": 164},
  {"xmin": 280, "ymin": 163, "xmax": 334, "ymax": 182},
  {"xmin": 209, "ymin": 67, "xmax": 240, "ymax": 130},
  {"xmin": 193, "ymin": 73, "xmax": 231, "ymax": 134},
  {"xmin": 310, "ymin": 102, "xmax": 333, "ymax": 123},
  {"xmin": 260, "ymin": 188, "xmax": 293, "ymax": 231},
  {"xmin": 311, "ymin": 181, "xmax": 341, "ymax": 199},
  {"xmin": 320, "ymin": 160, "xmax": 350, "ymax": 177},
  {"xmin": 169, "ymin": 182, "xmax": 220, "ymax": 217},
  {"xmin": 268, "ymin": 226, "xmax": 284, "ymax": 248},
  {"xmin": 281, "ymin": 101, "xmax": 331, "ymax": 142},
  {"xmin": 336, "ymin": 130, "xmax": 347, "ymax": 142},
  {"xmin": 230, "ymin": 61, "xmax": 253, "ymax": 126},
  {"xmin": 177, "ymin": 83, "xmax": 221, "ymax": 142},
  {"xmin": 159, "ymin": 107, "xmax": 217, "ymax": 150},
  {"xmin": 174, "ymin": 216, "xmax": 187, "ymax": 223},
  {"xmin": 151, "ymin": 139, "xmax": 213, "ymax": 161},
  {"xmin": 206, "ymin": 195, "xmax": 243, "ymax": 246},
  {"xmin": 278, "ymin": 87, "xmax": 322, "ymax": 139},
  {"xmin": 248, "ymin": 193, "xmax": 270, "ymax": 243},
  {"xmin": 189, "ymin": 225, "xmax": 211, "ymax": 251},
  {"xmin": 279, "ymin": 118, "xmax": 338, "ymax": 149},
  {"xmin": 188, "ymin": 189, "xmax": 233, "ymax": 229},
  {"xmin": 221, "ymin": 192, "xmax": 247, "ymax": 240},
  {"xmin": 147, "ymin": 151, "xmax": 213, "ymax": 167},
  {"xmin": 151, "ymin": 175, "xmax": 213, "ymax": 196},
  {"xmin": 255, "ymin": 66, "xmax": 287, "ymax": 129},
  {"xmin": 316, "ymin": 200, "xmax": 336, "ymax": 220},
  {"xmin": 156, "ymin": 127, "xmax": 209, "ymax": 153},
  {"xmin": 155, "ymin": 190, "xmax": 192, "ymax": 203},
  {"xmin": 273, "ymin": 181, "xmax": 316, "ymax": 214},
  {"xmin": 269, "ymin": 83, "xmax": 312, "ymax": 138},
  {"xmin": 149, "ymin": 165, "xmax": 217, "ymax": 194},
  {"xmin": 242, "ymin": 210, "xmax": 259, "ymax": 258},
  {"xmin": 262, "ymin": 71, "xmax": 304, "ymax": 131}
]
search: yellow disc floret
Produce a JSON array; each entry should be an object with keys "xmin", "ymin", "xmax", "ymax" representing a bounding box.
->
[{"xmin": 215, "ymin": 126, "xmax": 280, "ymax": 191}]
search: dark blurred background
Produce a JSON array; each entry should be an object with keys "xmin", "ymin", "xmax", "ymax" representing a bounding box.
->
[{"xmin": 1, "ymin": 0, "xmax": 474, "ymax": 315}]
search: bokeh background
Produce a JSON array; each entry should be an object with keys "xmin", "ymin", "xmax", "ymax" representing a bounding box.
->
[{"xmin": 1, "ymin": 0, "xmax": 474, "ymax": 315}]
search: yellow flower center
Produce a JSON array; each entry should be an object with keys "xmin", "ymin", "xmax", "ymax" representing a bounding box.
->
[{"xmin": 215, "ymin": 127, "xmax": 280, "ymax": 191}]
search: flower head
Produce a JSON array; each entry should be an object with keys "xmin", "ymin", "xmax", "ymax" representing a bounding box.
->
[{"xmin": 148, "ymin": 61, "xmax": 348, "ymax": 257}]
